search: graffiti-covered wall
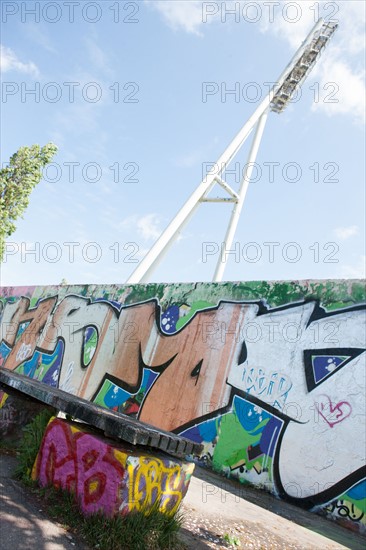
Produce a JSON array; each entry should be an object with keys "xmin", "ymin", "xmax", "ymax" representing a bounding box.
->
[
  {"xmin": 0, "ymin": 280, "xmax": 365, "ymax": 532},
  {"xmin": 32, "ymin": 417, "xmax": 194, "ymax": 517}
]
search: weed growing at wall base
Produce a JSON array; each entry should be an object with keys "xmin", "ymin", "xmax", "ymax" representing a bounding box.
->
[
  {"xmin": 14, "ymin": 409, "xmax": 55, "ymax": 482},
  {"xmin": 23, "ymin": 483, "xmax": 185, "ymax": 550}
]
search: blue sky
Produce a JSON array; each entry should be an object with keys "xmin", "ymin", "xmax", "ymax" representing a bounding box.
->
[{"xmin": 1, "ymin": 0, "xmax": 365, "ymax": 286}]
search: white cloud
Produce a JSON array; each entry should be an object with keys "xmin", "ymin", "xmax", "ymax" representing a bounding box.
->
[
  {"xmin": 332, "ymin": 1, "xmax": 366, "ymax": 56},
  {"xmin": 339, "ymin": 255, "xmax": 366, "ymax": 278},
  {"xmin": 113, "ymin": 213, "xmax": 162, "ymax": 242},
  {"xmin": 259, "ymin": 2, "xmax": 315, "ymax": 47},
  {"xmin": 137, "ymin": 214, "xmax": 162, "ymax": 241},
  {"xmin": 334, "ymin": 225, "xmax": 359, "ymax": 240},
  {"xmin": 147, "ymin": 0, "xmax": 205, "ymax": 35},
  {"xmin": 259, "ymin": 1, "xmax": 365, "ymax": 51},
  {"xmin": 311, "ymin": 55, "xmax": 365, "ymax": 124},
  {"xmin": 0, "ymin": 45, "xmax": 39, "ymax": 77}
]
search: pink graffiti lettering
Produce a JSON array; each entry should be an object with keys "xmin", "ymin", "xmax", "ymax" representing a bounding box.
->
[
  {"xmin": 315, "ymin": 395, "xmax": 352, "ymax": 428},
  {"xmin": 75, "ymin": 434, "xmax": 126, "ymax": 515},
  {"xmin": 35, "ymin": 418, "xmax": 126, "ymax": 516},
  {"xmin": 36, "ymin": 418, "xmax": 76, "ymax": 491},
  {"xmin": 33, "ymin": 418, "xmax": 192, "ymax": 518}
]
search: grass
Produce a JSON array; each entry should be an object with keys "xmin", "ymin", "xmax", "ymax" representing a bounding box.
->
[
  {"xmin": 14, "ymin": 409, "xmax": 54, "ymax": 482},
  {"xmin": 29, "ymin": 483, "xmax": 185, "ymax": 550},
  {"xmin": 223, "ymin": 533, "xmax": 241, "ymax": 547}
]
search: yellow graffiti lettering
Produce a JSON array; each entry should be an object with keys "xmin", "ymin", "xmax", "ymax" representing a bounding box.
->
[
  {"xmin": 127, "ymin": 457, "xmax": 189, "ymax": 515},
  {"xmin": 0, "ymin": 392, "xmax": 9, "ymax": 409}
]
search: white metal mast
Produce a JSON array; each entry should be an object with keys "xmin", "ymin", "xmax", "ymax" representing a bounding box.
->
[{"xmin": 127, "ymin": 19, "xmax": 338, "ymax": 284}]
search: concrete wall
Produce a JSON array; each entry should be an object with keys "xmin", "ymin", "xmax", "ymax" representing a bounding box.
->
[
  {"xmin": 32, "ymin": 417, "xmax": 193, "ymax": 517},
  {"xmin": 0, "ymin": 390, "xmax": 55, "ymax": 445},
  {"xmin": 1, "ymin": 280, "xmax": 365, "ymax": 532}
]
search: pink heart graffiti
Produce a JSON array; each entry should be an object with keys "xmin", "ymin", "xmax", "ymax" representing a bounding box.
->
[{"xmin": 315, "ymin": 395, "xmax": 352, "ymax": 428}]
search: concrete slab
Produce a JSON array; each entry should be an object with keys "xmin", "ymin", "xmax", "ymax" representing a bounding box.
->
[{"xmin": 0, "ymin": 368, "xmax": 202, "ymax": 459}]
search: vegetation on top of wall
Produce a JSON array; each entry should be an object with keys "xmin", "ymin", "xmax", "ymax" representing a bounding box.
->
[
  {"xmin": 123, "ymin": 280, "xmax": 365, "ymax": 311},
  {"xmin": 1, "ymin": 280, "xmax": 364, "ymax": 313}
]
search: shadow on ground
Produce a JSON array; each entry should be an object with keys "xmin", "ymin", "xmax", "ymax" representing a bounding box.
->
[
  {"xmin": 0, "ymin": 453, "xmax": 87, "ymax": 550},
  {"xmin": 188, "ymin": 465, "xmax": 365, "ymax": 550}
]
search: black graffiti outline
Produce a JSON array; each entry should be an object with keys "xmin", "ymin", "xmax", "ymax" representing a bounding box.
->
[
  {"xmin": 304, "ymin": 348, "xmax": 366, "ymax": 392},
  {"xmin": 92, "ymin": 343, "xmax": 177, "ymax": 401},
  {"xmin": 1, "ymin": 293, "xmax": 365, "ymax": 510},
  {"xmin": 273, "ymin": 423, "xmax": 366, "ymax": 509},
  {"xmin": 326, "ymin": 499, "xmax": 365, "ymax": 522}
]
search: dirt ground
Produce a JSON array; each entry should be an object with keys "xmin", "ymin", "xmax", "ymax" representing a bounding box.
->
[{"xmin": 179, "ymin": 465, "xmax": 365, "ymax": 550}]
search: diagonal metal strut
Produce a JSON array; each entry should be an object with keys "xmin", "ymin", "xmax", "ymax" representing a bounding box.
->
[{"xmin": 126, "ymin": 19, "xmax": 337, "ymax": 284}]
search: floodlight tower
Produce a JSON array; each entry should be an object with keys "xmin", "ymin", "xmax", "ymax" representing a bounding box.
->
[{"xmin": 127, "ymin": 19, "xmax": 338, "ymax": 284}]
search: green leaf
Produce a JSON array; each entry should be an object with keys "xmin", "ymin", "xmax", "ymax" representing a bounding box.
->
[{"xmin": 0, "ymin": 143, "xmax": 58, "ymax": 261}]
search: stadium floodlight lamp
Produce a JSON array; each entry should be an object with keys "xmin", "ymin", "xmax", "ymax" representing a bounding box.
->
[
  {"xmin": 126, "ymin": 19, "xmax": 338, "ymax": 285},
  {"xmin": 270, "ymin": 21, "xmax": 338, "ymax": 114}
]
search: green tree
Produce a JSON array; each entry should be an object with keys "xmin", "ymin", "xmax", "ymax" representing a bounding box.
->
[{"xmin": 0, "ymin": 143, "xmax": 57, "ymax": 261}]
